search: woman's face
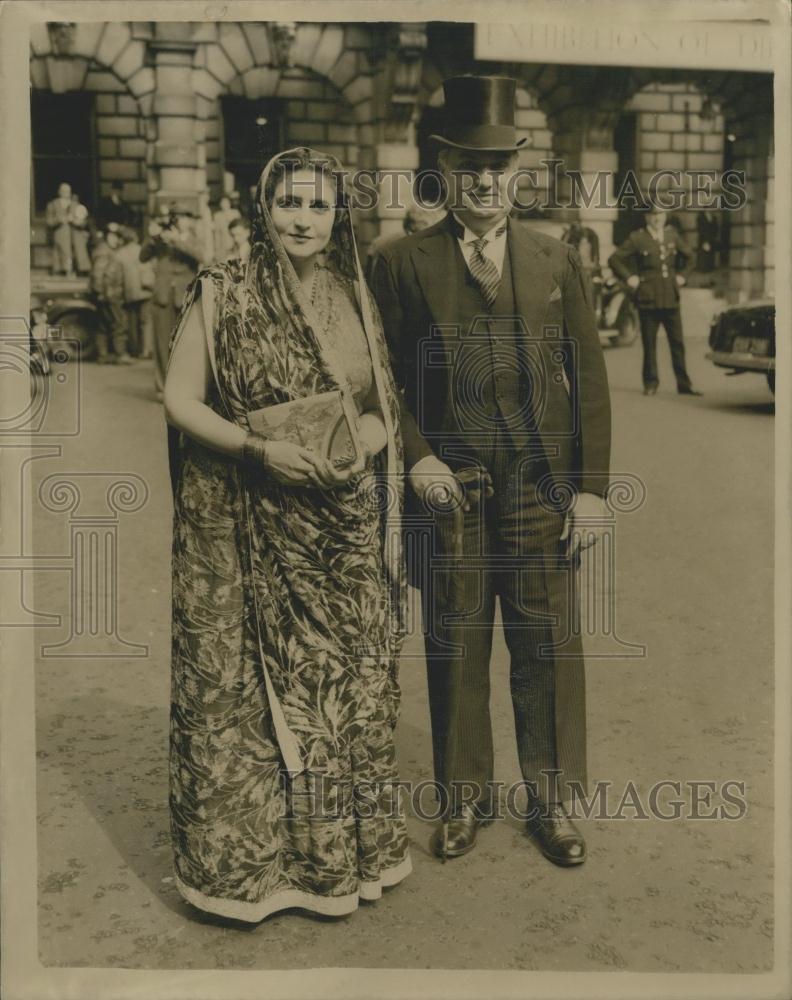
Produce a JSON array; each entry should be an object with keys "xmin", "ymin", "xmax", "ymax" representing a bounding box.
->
[{"xmin": 269, "ymin": 168, "xmax": 336, "ymax": 264}]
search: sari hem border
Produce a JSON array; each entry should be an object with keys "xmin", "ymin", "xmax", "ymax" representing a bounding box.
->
[{"xmin": 174, "ymin": 853, "xmax": 412, "ymax": 922}]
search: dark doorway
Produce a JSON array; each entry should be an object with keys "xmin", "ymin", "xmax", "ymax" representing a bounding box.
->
[
  {"xmin": 612, "ymin": 111, "xmax": 641, "ymax": 246},
  {"xmin": 31, "ymin": 91, "xmax": 97, "ymax": 214},
  {"xmin": 221, "ymin": 97, "xmax": 285, "ymax": 219}
]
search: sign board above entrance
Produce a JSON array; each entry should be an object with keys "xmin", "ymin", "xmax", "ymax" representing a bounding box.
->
[{"xmin": 474, "ymin": 20, "xmax": 773, "ymax": 73}]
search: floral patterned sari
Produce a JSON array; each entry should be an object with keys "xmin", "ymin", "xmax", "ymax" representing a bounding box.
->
[{"xmin": 167, "ymin": 148, "xmax": 409, "ymax": 921}]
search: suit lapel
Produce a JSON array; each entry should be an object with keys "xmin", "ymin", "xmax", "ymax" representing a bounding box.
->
[
  {"xmin": 508, "ymin": 221, "xmax": 557, "ymax": 341},
  {"xmin": 412, "ymin": 218, "xmax": 460, "ymax": 331},
  {"xmin": 410, "ymin": 217, "xmax": 560, "ymax": 345}
]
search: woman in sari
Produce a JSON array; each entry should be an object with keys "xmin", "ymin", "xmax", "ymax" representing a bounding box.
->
[{"xmin": 163, "ymin": 147, "xmax": 410, "ymax": 921}]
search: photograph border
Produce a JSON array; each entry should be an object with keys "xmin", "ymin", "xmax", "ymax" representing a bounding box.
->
[{"xmin": 1, "ymin": 1, "xmax": 790, "ymax": 998}]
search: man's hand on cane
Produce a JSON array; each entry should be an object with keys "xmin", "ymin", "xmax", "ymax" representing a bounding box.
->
[
  {"xmin": 409, "ymin": 456, "xmax": 494, "ymax": 512},
  {"xmin": 409, "ymin": 456, "xmax": 467, "ymax": 509}
]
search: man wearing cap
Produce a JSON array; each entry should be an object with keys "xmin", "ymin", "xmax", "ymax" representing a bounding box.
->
[
  {"xmin": 609, "ymin": 204, "xmax": 700, "ymax": 396},
  {"xmin": 372, "ymin": 76, "xmax": 611, "ymax": 867}
]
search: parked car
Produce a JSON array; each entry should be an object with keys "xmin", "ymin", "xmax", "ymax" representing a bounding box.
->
[
  {"xmin": 30, "ymin": 275, "xmax": 98, "ymax": 363},
  {"xmin": 706, "ymin": 299, "xmax": 775, "ymax": 394}
]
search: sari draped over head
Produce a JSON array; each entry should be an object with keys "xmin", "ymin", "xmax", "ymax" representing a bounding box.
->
[{"xmin": 167, "ymin": 147, "xmax": 410, "ymax": 921}]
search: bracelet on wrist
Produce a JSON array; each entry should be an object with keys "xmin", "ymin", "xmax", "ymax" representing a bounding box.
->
[{"xmin": 242, "ymin": 432, "xmax": 270, "ymax": 470}]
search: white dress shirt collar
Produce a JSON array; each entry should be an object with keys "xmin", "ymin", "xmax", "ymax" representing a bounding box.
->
[{"xmin": 451, "ymin": 214, "xmax": 509, "ymax": 278}]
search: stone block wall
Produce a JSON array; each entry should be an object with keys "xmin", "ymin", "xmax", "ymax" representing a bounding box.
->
[
  {"xmin": 28, "ymin": 22, "xmax": 773, "ymax": 293},
  {"xmin": 626, "ymin": 82, "xmax": 725, "ymax": 241},
  {"xmin": 190, "ymin": 22, "xmax": 375, "ymax": 219},
  {"xmin": 515, "ymin": 87, "xmax": 556, "ymax": 212},
  {"xmin": 30, "ymin": 23, "xmax": 154, "ymax": 222},
  {"xmin": 198, "ymin": 68, "xmax": 360, "ymax": 206},
  {"xmin": 30, "ymin": 59, "xmax": 149, "ymax": 215},
  {"xmin": 92, "ymin": 74, "xmax": 148, "ymax": 207}
]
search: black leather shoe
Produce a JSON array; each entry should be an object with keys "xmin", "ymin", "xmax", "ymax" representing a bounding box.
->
[
  {"xmin": 678, "ymin": 386, "xmax": 703, "ymax": 396},
  {"xmin": 643, "ymin": 385, "xmax": 658, "ymax": 396},
  {"xmin": 526, "ymin": 802, "xmax": 586, "ymax": 867},
  {"xmin": 430, "ymin": 805, "xmax": 489, "ymax": 860}
]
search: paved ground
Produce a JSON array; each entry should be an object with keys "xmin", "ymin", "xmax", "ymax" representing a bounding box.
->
[{"xmin": 32, "ymin": 309, "xmax": 775, "ymax": 973}]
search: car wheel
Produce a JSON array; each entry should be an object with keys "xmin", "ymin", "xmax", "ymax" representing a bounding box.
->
[
  {"xmin": 49, "ymin": 310, "xmax": 97, "ymax": 362},
  {"xmin": 612, "ymin": 305, "xmax": 639, "ymax": 347},
  {"xmin": 767, "ymin": 371, "xmax": 775, "ymax": 395}
]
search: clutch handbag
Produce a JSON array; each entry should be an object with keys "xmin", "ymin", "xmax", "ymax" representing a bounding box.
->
[{"xmin": 247, "ymin": 390, "xmax": 362, "ymax": 469}]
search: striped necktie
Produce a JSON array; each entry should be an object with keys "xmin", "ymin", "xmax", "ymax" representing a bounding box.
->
[{"xmin": 467, "ymin": 222, "xmax": 507, "ymax": 308}]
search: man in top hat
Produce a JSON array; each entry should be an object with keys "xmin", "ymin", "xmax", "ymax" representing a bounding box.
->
[{"xmin": 372, "ymin": 76, "xmax": 611, "ymax": 866}]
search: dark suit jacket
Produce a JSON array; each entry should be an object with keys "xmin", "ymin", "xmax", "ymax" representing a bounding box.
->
[
  {"xmin": 371, "ymin": 216, "xmax": 611, "ymax": 498},
  {"xmin": 609, "ymin": 225, "xmax": 693, "ymax": 311}
]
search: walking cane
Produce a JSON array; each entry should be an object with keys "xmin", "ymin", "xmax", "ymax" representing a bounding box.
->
[{"xmin": 425, "ymin": 467, "xmax": 493, "ymax": 862}]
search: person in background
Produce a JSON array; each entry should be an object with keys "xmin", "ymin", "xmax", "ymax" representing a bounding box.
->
[
  {"xmin": 226, "ymin": 216, "xmax": 251, "ymax": 262},
  {"xmin": 116, "ymin": 225, "xmax": 154, "ymax": 358},
  {"xmin": 98, "ymin": 180, "xmax": 134, "ymax": 230},
  {"xmin": 366, "ymin": 202, "xmax": 447, "ymax": 283},
  {"xmin": 609, "ymin": 203, "xmax": 701, "ymax": 396},
  {"xmin": 29, "ymin": 306, "xmax": 51, "ymax": 376},
  {"xmin": 696, "ymin": 209, "xmax": 720, "ymax": 273},
  {"xmin": 212, "ymin": 195, "xmax": 240, "ymax": 261},
  {"xmin": 91, "ymin": 224, "xmax": 134, "ymax": 365},
  {"xmin": 666, "ymin": 210, "xmax": 685, "ymax": 236},
  {"xmin": 45, "ymin": 182, "xmax": 74, "ymax": 276},
  {"xmin": 561, "ymin": 220, "xmax": 601, "ymax": 305},
  {"xmin": 140, "ymin": 204, "xmax": 204, "ymax": 400},
  {"xmin": 69, "ymin": 193, "xmax": 92, "ymax": 276}
]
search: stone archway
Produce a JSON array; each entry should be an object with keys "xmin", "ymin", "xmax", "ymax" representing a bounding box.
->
[
  {"xmin": 619, "ymin": 68, "xmax": 773, "ymax": 301},
  {"xmin": 187, "ymin": 22, "xmax": 376, "ymax": 240},
  {"xmin": 545, "ymin": 65, "xmax": 774, "ymax": 301},
  {"xmin": 29, "ymin": 22, "xmax": 154, "ymax": 219}
]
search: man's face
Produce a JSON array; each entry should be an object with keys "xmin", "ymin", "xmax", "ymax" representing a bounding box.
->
[
  {"xmin": 106, "ymin": 231, "xmax": 121, "ymax": 249},
  {"xmin": 647, "ymin": 208, "xmax": 667, "ymax": 230},
  {"xmin": 439, "ymin": 148, "xmax": 518, "ymax": 222},
  {"xmin": 58, "ymin": 183, "xmax": 71, "ymax": 200}
]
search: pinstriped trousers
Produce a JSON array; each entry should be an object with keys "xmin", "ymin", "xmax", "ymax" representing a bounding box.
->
[{"xmin": 424, "ymin": 421, "xmax": 587, "ymax": 812}]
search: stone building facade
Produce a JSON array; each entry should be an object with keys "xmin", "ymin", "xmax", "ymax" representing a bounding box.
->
[{"xmin": 30, "ymin": 19, "xmax": 774, "ymax": 301}]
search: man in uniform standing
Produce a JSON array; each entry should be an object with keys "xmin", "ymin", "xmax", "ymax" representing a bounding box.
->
[{"xmin": 609, "ymin": 204, "xmax": 701, "ymax": 396}]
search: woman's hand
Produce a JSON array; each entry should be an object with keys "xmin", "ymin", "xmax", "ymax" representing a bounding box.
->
[
  {"xmin": 309, "ymin": 448, "xmax": 369, "ymax": 489},
  {"xmin": 244, "ymin": 436, "xmax": 323, "ymax": 486}
]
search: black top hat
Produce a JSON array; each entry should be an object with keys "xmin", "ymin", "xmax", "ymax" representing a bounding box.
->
[{"xmin": 430, "ymin": 76, "xmax": 527, "ymax": 152}]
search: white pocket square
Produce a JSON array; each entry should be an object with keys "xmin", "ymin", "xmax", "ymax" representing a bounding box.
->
[{"xmin": 549, "ymin": 285, "xmax": 562, "ymax": 302}]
